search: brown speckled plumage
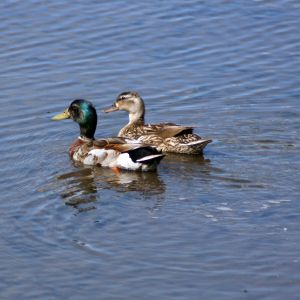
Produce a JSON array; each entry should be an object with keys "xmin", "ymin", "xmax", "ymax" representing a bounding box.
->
[{"xmin": 104, "ymin": 92, "xmax": 212, "ymax": 154}]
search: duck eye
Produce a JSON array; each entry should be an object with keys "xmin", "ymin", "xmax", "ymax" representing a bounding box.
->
[{"xmin": 70, "ymin": 105, "xmax": 81, "ymax": 119}]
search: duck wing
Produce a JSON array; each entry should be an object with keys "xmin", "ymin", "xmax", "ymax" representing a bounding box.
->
[
  {"xmin": 144, "ymin": 123, "xmax": 195, "ymax": 138},
  {"xmin": 93, "ymin": 137, "xmax": 127, "ymax": 148},
  {"xmin": 93, "ymin": 137, "xmax": 144, "ymax": 152},
  {"xmin": 92, "ymin": 137, "xmax": 164, "ymax": 164}
]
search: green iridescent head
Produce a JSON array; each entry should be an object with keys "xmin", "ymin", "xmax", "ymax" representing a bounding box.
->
[{"xmin": 52, "ymin": 99, "xmax": 97, "ymax": 139}]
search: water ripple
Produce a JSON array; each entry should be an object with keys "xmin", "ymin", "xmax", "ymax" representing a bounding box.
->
[{"xmin": 1, "ymin": 1, "xmax": 300, "ymax": 299}]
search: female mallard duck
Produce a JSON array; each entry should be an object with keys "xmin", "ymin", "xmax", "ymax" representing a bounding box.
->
[
  {"xmin": 104, "ymin": 91, "xmax": 212, "ymax": 154},
  {"xmin": 52, "ymin": 99, "xmax": 164, "ymax": 172}
]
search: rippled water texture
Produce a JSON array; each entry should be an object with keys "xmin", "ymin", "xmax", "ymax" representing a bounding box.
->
[{"xmin": 1, "ymin": 1, "xmax": 300, "ymax": 299}]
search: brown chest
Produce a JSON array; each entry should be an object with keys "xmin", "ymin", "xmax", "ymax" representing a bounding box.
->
[{"xmin": 69, "ymin": 139, "xmax": 85, "ymax": 158}]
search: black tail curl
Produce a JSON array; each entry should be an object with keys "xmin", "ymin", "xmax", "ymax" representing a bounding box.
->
[{"xmin": 127, "ymin": 147, "xmax": 163, "ymax": 163}]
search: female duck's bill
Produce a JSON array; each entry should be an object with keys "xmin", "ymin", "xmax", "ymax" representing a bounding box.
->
[{"xmin": 52, "ymin": 99, "xmax": 164, "ymax": 172}]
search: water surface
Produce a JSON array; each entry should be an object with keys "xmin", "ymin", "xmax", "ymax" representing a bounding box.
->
[{"xmin": 1, "ymin": 1, "xmax": 300, "ymax": 299}]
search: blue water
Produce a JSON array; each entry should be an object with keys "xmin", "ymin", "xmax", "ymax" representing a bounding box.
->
[{"xmin": 0, "ymin": 1, "xmax": 300, "ymax": 299}]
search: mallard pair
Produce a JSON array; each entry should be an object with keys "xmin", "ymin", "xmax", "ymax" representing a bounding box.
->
[
  {"xmin": 52, "ymin": 93, "xmax": 211, "ymax": 172},
  {"xmin": 52, "ymin": 100, "xmax": 164, "ymax": 172}
]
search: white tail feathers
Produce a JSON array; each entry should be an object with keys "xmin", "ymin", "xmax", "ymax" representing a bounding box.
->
[
  {"xmin": 185, "ymin": 139, "xmax": 212, "ymax": 146},
  {"xmin": 136, "ymin": 154, "xmax": 165, "ymax": 163}
]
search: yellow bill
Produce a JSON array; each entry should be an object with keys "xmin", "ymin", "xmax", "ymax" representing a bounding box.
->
[{"xmin": 52, "ymin": 110, "xmax": 70, "ymax": 120}]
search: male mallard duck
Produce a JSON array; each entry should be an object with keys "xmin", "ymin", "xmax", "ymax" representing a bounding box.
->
[
  {"xmin": 52, "ymin": 99, "xmax": 164, "ymax": 172},
  {"xmin": 104, "ymin": 91, "xmax": 212, "ymax": 154}
]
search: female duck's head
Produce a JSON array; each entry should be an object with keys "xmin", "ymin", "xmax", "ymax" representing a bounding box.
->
[
  {"xmin": 52, "ymin": 99, "xmax": 97, "ymax": 139},
  {"xmin": 104, "ymin": 91, "xmax": 145, "ymax": 123}
]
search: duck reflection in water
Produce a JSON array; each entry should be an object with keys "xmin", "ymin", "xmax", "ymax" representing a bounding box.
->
[
  {"xmin": 163, "ymin": 153, "xmax": 211, "ymax": 174},
  {"xmin": 56, "ymin": 163, "xmax": 166, "ymax": 213}
]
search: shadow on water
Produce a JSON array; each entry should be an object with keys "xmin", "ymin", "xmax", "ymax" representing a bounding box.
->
[
  {"xmin": 163, "ymin": 152, "xmax": 211, "ymax": 173},
  {"xmin": 57, "ymin": 167, "xmax": 98, "ymax": 213},
  {"xmin": 56, "ymin": 163, "xmax": 166, "ymax": 213},
  {"xmin": 164, "ymin": 153, "xmax": 211, "ymax": 165}
]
